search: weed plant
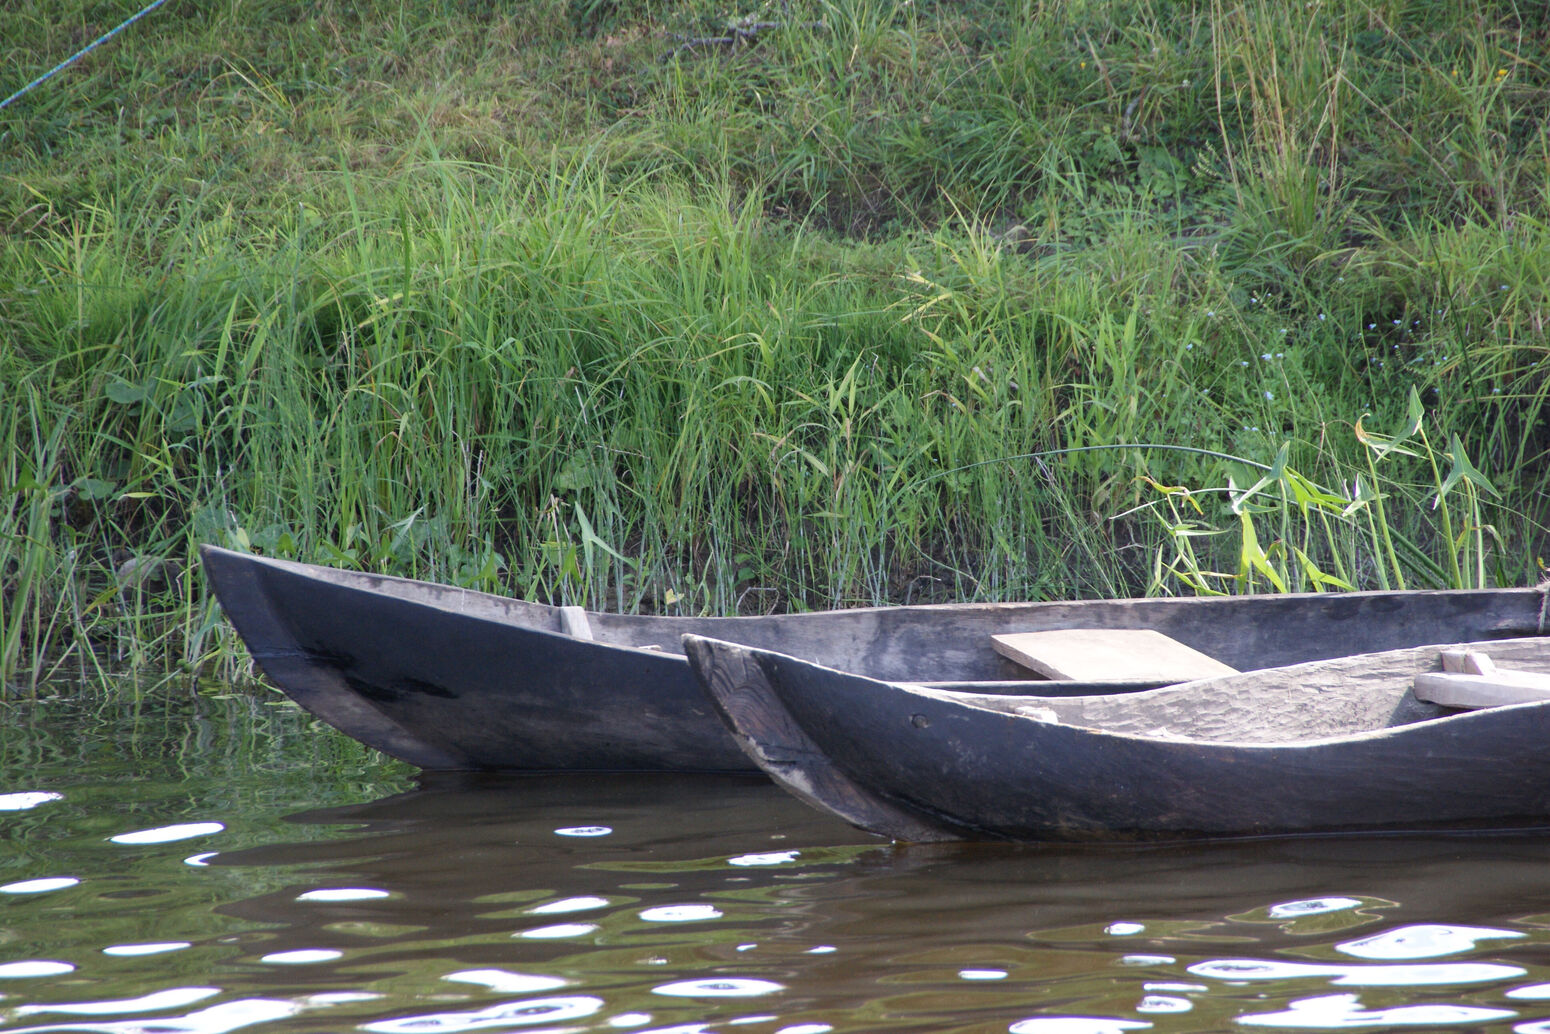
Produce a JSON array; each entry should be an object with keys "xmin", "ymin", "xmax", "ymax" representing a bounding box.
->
[{"xmin": 2, "ymin": 0, "xmax": 1547, "ymax": 687}]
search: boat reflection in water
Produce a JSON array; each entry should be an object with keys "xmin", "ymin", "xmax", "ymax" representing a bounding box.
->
[{"xmin": 185, "ymin": 774, "xmax": 1550, "ymax": 1034}]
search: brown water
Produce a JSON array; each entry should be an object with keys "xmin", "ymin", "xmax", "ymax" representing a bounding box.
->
[{"xmin": 4, "ymin": 688, "xmax": 1550, "ymax": 1033}]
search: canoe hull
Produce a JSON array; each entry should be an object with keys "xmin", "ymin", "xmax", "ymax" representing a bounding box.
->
[
  {"xmin": 201, "ymin": 546, "xmax": 748, "ymax": 770},
  {"xmin": 684, "ymin": 635, "xmax": 1550, "ymax": 840},
  {"xmin": 201, "ymin": 545, "xmax": 1549, "ymax": 773}
]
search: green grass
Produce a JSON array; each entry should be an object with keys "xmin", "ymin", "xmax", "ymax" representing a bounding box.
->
[{"xmin": 2, "ymin": 0, "xmax": 1548, "ymax": 688}]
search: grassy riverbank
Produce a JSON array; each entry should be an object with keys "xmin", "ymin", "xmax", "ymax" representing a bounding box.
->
[{"xmin": 3, "ymin": 0, "xmax": 1547, "ymax": 687}]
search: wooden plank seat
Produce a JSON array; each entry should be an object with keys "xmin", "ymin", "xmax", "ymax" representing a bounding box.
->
[
  {"xmin": 991, "ymin": 628, "xmax": 1239, "ymax": 683},
  {"xmin": 1414, "ymin": 648, "xmax": 1550, "ymax": 709}
]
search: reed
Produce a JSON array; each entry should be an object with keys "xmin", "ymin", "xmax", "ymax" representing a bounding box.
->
[{"xmin": 1, "ymin": 0, "xmax": 1545, "ymax": 687}]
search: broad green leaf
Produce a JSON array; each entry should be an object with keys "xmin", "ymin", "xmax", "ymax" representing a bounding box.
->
[
  {"xmin": 1402, "ymin": 385, "xmax": 1426, "ymax": 438},
  {"xmin": 73, "ymin": 477, "xmax": 118, "ymax": 502},
  {"xmin": 1342, "ymin": 475, "xmax": 1380, "ymax": 518},
  {"xmin": 1283, "ymin": 469, "xmax": 1348, "ymax": 514},
  {"xmin": 1438, "ymin": 434, "xmax": 1502, "ymax": 501},
  {"xmin": 1353, "ymin": 414, "xmax": 1420, "ymax": 461},
  {"xmin": 553, "ymin": 451, "xmax": 598, "ymax": 492},
  {"xmin": 1292, "ymin": 546, "xmax": 1356, "ymax": 591},
  {"xmin": 103, "ymin": 379, "xmax": 150, "ymax": 405},
  {"xmin": 1231, "ymin": 442, "xmax": 1291, "ymax": 515},
  {"xmin": 575, "ymin": 503, "xmax": 632, "ymax": 566},
  {"xmin": 1237, "ymin": 510, "xmax": 1288, "ymax": 592},
  {"xmin": 314, "ymin": 540, "xmax": 359, "ymax": 567},
  {"xmin": 9, "ymin": 463, "xmax": 44, "ymax": 494}
]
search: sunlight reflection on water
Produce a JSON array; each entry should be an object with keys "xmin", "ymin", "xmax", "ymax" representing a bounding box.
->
[
  {"xmin": 108, "ymin": 822, "xmax": 226, "ymax": 845},
  {"xmin": 9, "ymin": 690, "xmax": 1550, "ymax": 1034}
]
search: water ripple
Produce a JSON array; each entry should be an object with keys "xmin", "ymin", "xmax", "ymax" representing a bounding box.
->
[
  {"xmin": 960, "ymin": 968, "xmax": 1009, "ymax": 980},
  {"xmin": 640, "ymin": 904, "xmax": 723, "ymax": 922},
  {"xmin": 101, "ymin": 942, "xmax": 192, "ymax": 956},
  {"xmin": 109, "ymin": 822, "xmax": 225, "ymax": 845},
  {"xmin": 0, "ymin": 961, "xmax": 75, "ymax": 978},
  {"xmin": 4, "ymin": 997, "xmax": 300, "ymax": 1034},
  {"xmin": 295, "ymin": 887, "xmax": 391, "ymax": 902},
  {"xmin": 529, "ymin": 895, "xmax": 611, "ymax": 914},
  {"xmin": 1189, "ymin": 958, "xmax": 1524, "ymax": 986},
  {"xmin": 1136, "ymin": 995, "xmax": 1192, "ymax": 1014},
  {"xmin": 0, "ymin": 876, "xmax": 80, "ymax": 894},
  {"xmin": 1334, "ymin": 924, "xmax": 1525, "ymax": 960},
  {"xmin": 728, "ymin": 851, "xmax": 800, "ymax": 867},
  {"xmin": 1269, "ymin": 898, "xmax": 1366, "ymax": 918},
  {"xmin": 517, "ymin": 922, "xmax": 599, "ymax": 939},
  {"xmin": 361, "ymin": 995, "xmax": 605, "ymax": 1032},
  {"xmin": 443, "ymin": 969, "xmax": 568, "ymax": 993},
  {"xmin": 1008, "ymin": 1018, "xmax": 1151, "ymax": 1033},
  {"xmin": 1235, "ymin": 992, "xmax": 1517, "ymax": 1028},
  {"xmin": 651, "ymin": 978, "xmax": 784, "ymax": 998},
  {"xmin": 258, "ymin": 948, "xmax": 342, "ymax": 964},
  {"xmin": 16, "ymin": 987, "xmax": 221, "ymax": 1016}
]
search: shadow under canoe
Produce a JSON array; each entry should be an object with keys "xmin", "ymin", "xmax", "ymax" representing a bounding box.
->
[{"xmin": 199, "ymin": 545, "xmax": 1549, "ymax": 773}]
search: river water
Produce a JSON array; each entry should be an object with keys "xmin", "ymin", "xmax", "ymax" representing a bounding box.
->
[{"xmin": 5, "ymin": 687, "xmax": 1550, "ymax": 1034}]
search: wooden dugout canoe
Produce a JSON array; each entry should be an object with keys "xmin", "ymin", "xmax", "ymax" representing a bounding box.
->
[
  {"xmin": 199, "ymin": 545, "xmax": 1549, "ymax": 772},
  {"xmin": 682, "ymin": 633, "xmax": 1550, "ymax": 841}
]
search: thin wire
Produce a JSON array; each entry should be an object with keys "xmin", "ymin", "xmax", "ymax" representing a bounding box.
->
[{"xmin": 0, "ymin": 0, "xmax": 172, "ymax": 113}]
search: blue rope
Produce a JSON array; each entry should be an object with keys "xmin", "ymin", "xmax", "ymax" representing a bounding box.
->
[{"xmin": 0, "ymin": 0, "xmax": 172, "ymax": 112}]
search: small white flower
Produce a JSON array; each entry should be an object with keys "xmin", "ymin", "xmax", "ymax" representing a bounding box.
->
[{"xmin": 1265, "ymin": 391, "xmax": 1275, "ymax": 400}]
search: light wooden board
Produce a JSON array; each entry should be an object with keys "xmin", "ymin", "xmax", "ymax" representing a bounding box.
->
[
  {"xmin": 991, "ymin": 628, "xmax": 1239, "ymax": 682},
  {"xmin": 1415, "ymin": 670, "xmax": 1550, "ymax": 709},
  {"xmin": 559, "ymin": 606, "xmax": 594, "ymax": 640}
]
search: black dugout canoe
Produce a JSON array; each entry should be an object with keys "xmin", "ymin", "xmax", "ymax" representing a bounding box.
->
[
  {"xmin": 199, "ymin": 545, "xmax": 1548, "ymax": 772},
  {"xmin": 682, "ymin": 633, "xmax": 1550, "ymax": 840}
]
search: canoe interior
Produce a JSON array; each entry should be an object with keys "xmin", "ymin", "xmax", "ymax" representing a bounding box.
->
[{"xmin": 922, "ymin": 637, "xmax": 1550, "ymax": 745}]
